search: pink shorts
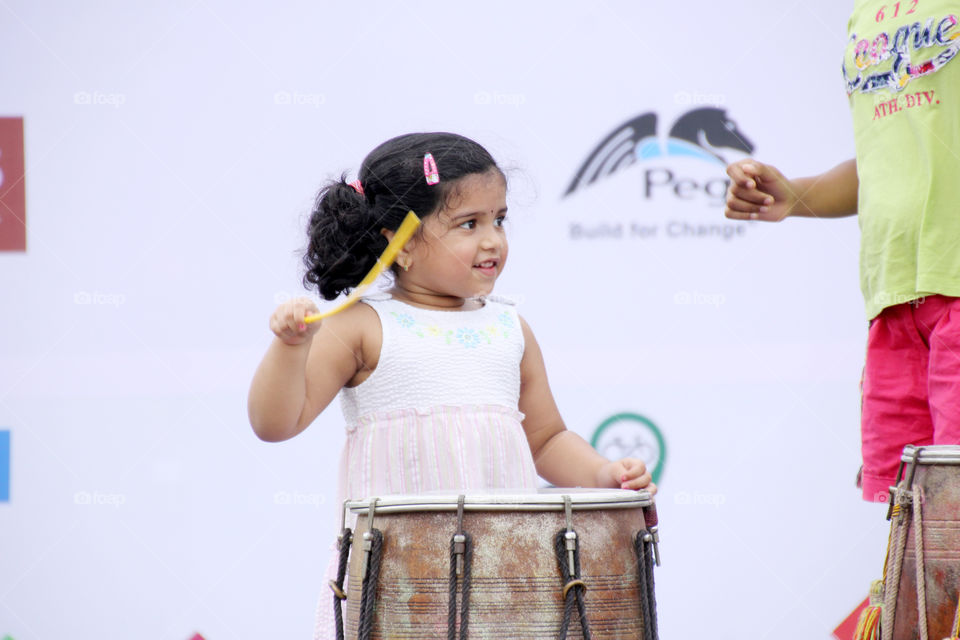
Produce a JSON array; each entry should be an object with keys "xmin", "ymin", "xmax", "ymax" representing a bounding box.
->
[{"xmin": 860, "ymin": 295, "xmax": 960, "ymax": 502}]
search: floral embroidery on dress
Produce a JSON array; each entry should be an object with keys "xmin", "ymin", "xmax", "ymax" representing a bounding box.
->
[
  {"xmin": 456, "ymin": 328, "xmax": 481, "ymax": 348},
  {"xmin": 387, "ymin": 303, "xmax": 515, "ymax": 348},
  {"xmin": 390, "ymin": 311, "xmax": 415, "ymax": 328}
]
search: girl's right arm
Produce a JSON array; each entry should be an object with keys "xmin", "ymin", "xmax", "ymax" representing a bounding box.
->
[
  {"xmin": 724, "ymin": 158, "xmax": 858, "ymax": 221},
  {"xmin": 247, "ymin": 298, "xmax": 367, "ymax": 442}
]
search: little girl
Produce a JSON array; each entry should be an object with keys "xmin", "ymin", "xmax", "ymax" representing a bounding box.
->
[{"xmin": 247, "ymin": 132, "xmax": 654, "ymax": 637}]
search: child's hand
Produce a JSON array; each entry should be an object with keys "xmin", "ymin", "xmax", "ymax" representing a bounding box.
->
[
  {"xmin": 597, "ymin": 458, "xmax": 656, "ymax": 494},
  {"xmin": 270, "ymin": 297, "xmax": 322, "ymax": 346},
  {"xmin": 725, "ymin": 159, "xmax": 796, "ymax": 222}
]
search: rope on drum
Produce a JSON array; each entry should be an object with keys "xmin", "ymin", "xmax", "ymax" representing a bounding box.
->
[
  {"xmin": 357, "ymin": 499, "xmax": 383, "ymax": 640},
  {"xmin": 555, "ymin": 495, "xmax": 592, "ymax": 640},
  {"xmin": 448, "ymin": 494, "xmax": 474, "ymax": 640},
  {"xmin": 634, "ymin": 529, "xmax": 659, "ymax": 640},
  {"xmin": 331, "ymin": 500, "xmax": 352, "ymax": 640}
]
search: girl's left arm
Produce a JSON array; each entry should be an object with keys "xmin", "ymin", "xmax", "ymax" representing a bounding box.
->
[{"xmin": 518, "ymin": 316, "xmax": 655, "ymax": 492}]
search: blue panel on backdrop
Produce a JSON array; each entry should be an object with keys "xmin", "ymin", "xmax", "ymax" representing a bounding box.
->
[{"xmin": 0, "ymin": 430, "xmax": 9, "ymax": 502}]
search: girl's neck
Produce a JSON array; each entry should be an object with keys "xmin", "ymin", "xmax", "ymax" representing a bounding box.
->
[{"xmin": 387, "ymin": 286, "xmax": 483, "ymax": 311}]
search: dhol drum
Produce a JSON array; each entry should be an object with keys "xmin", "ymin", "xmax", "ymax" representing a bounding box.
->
[
  {"xmin": 329, "ymin": 489, "xmax": 659, "ymax": 640},
  {"xmin": 879, "ymin": 445, "xmax": 960, "ymax": 640}
]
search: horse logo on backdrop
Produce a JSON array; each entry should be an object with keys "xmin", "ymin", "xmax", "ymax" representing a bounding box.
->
[
  {"xmin": 591, "ymin": 413, "xmax": 666, "ymax": 484},
  {"xmin": 564, "ymin": 108, "xmax": 754, "ymax": 197}
]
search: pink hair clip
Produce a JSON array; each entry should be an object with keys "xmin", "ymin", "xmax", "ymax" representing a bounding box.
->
[
  {"xmin": 423, "ymin": 153, "xmax": 439, "ymax": 185},
  {"xmin": 348, "ymin": 180, "xmax": 364, "ymax": 196}
]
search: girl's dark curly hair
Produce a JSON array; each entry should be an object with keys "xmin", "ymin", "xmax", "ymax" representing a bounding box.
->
[{"xmin": 303, "ymin": 132, "xmax": 502, "ymax": 300}]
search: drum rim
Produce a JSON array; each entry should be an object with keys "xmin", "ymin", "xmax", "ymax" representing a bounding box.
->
[
  {"xmin": 347, "ymin": 488, "xmax": 653, "ymax": 514},
  {"xmin": 902, "ymin": 444, "xmax": 960, "ymax": 465}
]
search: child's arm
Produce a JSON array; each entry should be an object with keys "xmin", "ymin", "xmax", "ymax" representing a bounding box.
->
[
  {"xmin": 247, "ymin": 298, "xmax": 369, "ymax": 442},
  {"xmin": 724, "ymin": 158, "xmax": 858, "ymax": 221},
  {"xmin": 518, "ymin": 317, "xmax": 654, "ymax": 492}
]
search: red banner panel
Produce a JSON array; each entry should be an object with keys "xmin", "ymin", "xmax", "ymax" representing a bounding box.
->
[
  {"xmin": 0, "ymin": 117, "xmax": 26, "ymax": 252},
  {"xmin": 833, "ymin": 596, "xmax": 870, "ymax": 640}
]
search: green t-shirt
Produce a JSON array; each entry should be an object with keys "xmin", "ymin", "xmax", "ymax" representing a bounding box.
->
[{"xmin": 844, "ymin": 1, "xmax": 960, "ymax": 319}]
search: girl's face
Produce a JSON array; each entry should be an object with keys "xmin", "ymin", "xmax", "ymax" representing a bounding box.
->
[{"xmin": 397, "ymin": 169, "xmax": 508, "ymax": 306}]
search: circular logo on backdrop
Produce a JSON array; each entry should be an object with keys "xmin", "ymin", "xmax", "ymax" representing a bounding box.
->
[{"xmin": 591, "ymin": 413, "xmax": 666, "ymax": 484}]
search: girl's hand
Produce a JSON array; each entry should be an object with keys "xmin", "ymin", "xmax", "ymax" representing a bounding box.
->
[
  {"xmin": 269, "ymin": 297, "xmax": 322, "ymax": 346},
  {"xmin": 724, "ymin": 159, "xmax": 796, "ymax": 222},
  {"xmin": 598, "ymin": 458, "xmax": 656, "ymax": 494}
]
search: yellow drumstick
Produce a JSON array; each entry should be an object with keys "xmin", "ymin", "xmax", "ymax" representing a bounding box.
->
[{"xmin": 303, "ymin": 210, "xmax": 421, "ymax": 324}]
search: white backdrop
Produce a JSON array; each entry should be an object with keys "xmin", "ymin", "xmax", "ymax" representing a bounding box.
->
[{"xmin": 1, "ymin": 1, "xmax": 890, "ymax": 638}]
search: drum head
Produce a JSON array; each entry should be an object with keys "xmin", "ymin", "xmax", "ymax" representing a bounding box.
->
[
  {"xmin": 347, "ymin": 487, "xmax": 652, "ymax": 515},
  {"xmin": 901, "ymin": 444, "xmax": 960, "ymax": 465}
]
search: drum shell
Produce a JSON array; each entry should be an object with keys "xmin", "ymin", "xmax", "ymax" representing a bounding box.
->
[
  {"xmin": 344, "ymin": 499, "xmax": 650, "ymax": 639},
  {"xmin": 887, "ymin": 448, "xmax": 960, "ymax": 640}
]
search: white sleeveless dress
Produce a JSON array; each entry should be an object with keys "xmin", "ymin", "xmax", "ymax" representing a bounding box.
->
[{"xmin": 314, "ymin": 295, "xmax": 539, "ymax": 638}]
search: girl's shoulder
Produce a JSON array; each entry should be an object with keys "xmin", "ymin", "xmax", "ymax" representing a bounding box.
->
[
  {"xmin": 483, "ymin": 295, "xmax": 525, "ymax": 331},
  {"xmin": 319, "ymin": 297, "xmax": 382, "ymax": 338},
  {"xmin": 320, "ymin": 299, "xmax": 383, "ymax": 374}
]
